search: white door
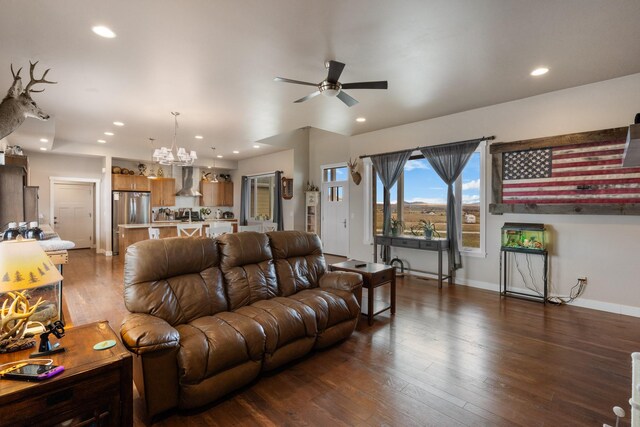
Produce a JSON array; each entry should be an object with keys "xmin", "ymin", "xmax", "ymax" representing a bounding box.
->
[
  {"xmin": 53, "ymin": 183, "xmax": 94, "ymax": 249},
  {"xmin": 321, "ymin": 167, "xmax": 349, "ymax": 256}
]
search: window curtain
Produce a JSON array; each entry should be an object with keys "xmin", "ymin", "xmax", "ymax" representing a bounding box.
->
[
  {"xmin": 239, "ymin": 175, "xmax": 249, "ymax": 226},
  {"xmin": 273, "ymin": 171, "xmax": 284, "ymax": 230},
  {"xmin": 420, "ymin": 140, "xmax": 480, "ymax": 270},
  {"xmin": 371, "ymin": 151, "xmax": 412, "ymax": 261}
]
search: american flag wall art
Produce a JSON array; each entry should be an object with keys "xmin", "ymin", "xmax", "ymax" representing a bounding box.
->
[{"xmin": 502, "ymin": 138, "xmax": 640, "ymax": 204}]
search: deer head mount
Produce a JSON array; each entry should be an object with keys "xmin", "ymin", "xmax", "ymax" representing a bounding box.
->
[
  {"xmin": 0, "ymin": 61, "xmax": 56, "ymax": 141},
  {"xmin": 348, "ymin": 158, "xmax": 362, "ymax": 185}
]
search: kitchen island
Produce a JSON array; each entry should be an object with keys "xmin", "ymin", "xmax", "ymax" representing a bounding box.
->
[{"xmin": 117, "ymin": 219, "xmax": 238, "ymax": 256}]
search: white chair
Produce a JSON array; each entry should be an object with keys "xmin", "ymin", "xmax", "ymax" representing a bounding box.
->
[
  {"xmin": 148, "ymin": 227, "xmax": 160, "ymax": 239},
  {"xmin": 206, "ymin": 223, "xmax": 233, "ymax": 238},
  {"xmin": 177, "ymin": 223, "xmax": 203, "ymax": 237},
  {"xmin": 262, "ymin": 222, "xmax": 277, "ymax": 232},
  {"xmin": 238, "ymin": 224, "xmax": 262, "ymax": 233}
]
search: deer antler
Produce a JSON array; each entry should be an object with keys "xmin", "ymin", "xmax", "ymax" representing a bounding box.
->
[
  {"xmin": 24, "ymin": 61, "xmax": 56, "ymax": 94},
  {"xmin": 10, "ymin": 64, "xmax": 22, "ymax": 80},
  {"xmin": 0, "ymin": 291, "xmax": 43, "ymax": 342}
]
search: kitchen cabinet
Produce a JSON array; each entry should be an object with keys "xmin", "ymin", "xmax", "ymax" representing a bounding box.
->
[
  {"xmin": 150, "ymin": 177, "xmax": 176, "ymax": 207},
  {"xmin": 112, "ymin": 174, "xmax": 150, "ymax": 191},
  {"xmin": 200, "ymin": 181, "xmax": 233, "ymax": 207}
]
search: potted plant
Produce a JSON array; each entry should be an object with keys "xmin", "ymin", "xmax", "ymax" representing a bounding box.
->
[
  {"xmin": 389, "ymin": 217, "xmax": 403, "ymax": 236},
  {"xmin": 413, "ymin": 219, "xmax": 440, "ymax": 240}
]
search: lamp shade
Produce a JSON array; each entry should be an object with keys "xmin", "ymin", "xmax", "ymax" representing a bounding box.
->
[{"xmin": 0, "ymin": 239, "xmax": 63, "ymax": 293}]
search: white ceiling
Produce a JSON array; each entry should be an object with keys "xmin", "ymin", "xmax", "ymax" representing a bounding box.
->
[{"xmin": 2, "ymin": 0, "xmax": 640, "ymax": 165}]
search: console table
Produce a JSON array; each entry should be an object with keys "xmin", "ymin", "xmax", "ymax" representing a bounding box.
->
[
  {"xmin": 374, "ymin": 235, "xmax": 452, "ymax": 288},
  {"xmin": 0, "ymin": 321, "xmax": 132, "ymax": 426}
]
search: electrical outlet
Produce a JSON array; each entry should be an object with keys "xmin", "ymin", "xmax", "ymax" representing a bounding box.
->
[{"xmin": 578, "ymin": 276, "xmax": 587, "ymax": 283}]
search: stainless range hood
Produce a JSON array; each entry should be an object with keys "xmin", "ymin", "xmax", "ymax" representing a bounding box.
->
[{"xmin": 176, "ymin": 166, "xmax": 202, "ymax": 197}]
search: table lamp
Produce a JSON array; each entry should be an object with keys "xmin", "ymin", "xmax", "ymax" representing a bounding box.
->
[{"xmin": 0, "ymin": 237, "xmax": 63, "ymax": 353}]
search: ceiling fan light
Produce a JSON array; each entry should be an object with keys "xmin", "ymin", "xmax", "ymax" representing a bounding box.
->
[{"xmin": 322, "ymin": 88, "xmax": 340, "ymax": 97}]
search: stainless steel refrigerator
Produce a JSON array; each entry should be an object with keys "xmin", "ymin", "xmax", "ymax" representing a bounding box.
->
[{"xmin": 112, "ymin": 191, "xmax": 151, "ymax": 255}]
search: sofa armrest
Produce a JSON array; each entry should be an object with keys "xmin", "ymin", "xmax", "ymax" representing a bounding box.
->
[
  {"xmin": 319, "ymin": 271, "xmax": 362, "ymax": 293},
  {"xmin": 120, "ymin": 313, "xmax": 180, "ymax": 355}
]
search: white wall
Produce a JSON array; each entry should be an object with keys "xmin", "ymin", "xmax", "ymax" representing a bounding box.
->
[
  {"xmin": 27, "ymin": 151, "xmax": 104, "ymax": 225},
  {"xmin": 27, "ymin": 151, "xmax": 107, "ymax": 250},
  {"xmin": 337, "ymin": 72, "xmax": 640, "ymax": 315},
  {"xmin": 235, "ymin": 149, "xmax": 297, "ymax": 230}
]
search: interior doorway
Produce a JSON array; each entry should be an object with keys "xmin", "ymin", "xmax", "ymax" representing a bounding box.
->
[
  {"xmin": 52, "ymin": 182, "xmax": 94, "ymax": 249},
  {"xmin": 321, "ymin": 163, "xmax": 349, "ymax": 256}
]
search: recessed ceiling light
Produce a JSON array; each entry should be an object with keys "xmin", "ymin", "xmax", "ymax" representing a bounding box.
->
[
  {"xmin": 356, "ymin": 117, "xmax": 366, "ymax": 122},
  {"xmin": 217, "ymin": 155, "xmax": 223, "ymax": 158},
  {"xmin": 195, "ymin": 135, "xmax": 203, "ymax": 139},
  {"xmin": 92, "ymin": 26, "xmax": 116, "ymax": 38},
  {"xmin": 113, "ymin": 121, "xmax": 124, "ymax": 126},
  {"xmin": 207, "ymin": 166, "xmax": 212, "ymax": 169},
  {"xmin": 232, "ymin": 150, "xmax": 239, "ymax": 154},
  {"xmin": 97, "ymin": 139, "xmax": 106, "ymax": 143},
  {"xmin": 530, "ymin": 67, "xmax": 549, "ymax": 76},
  {"xmin": 253, "ymin": 145, "xmax": 260, "ymax": 149},
  {"xmin": 39, "ymin": 147, "xmax": 47, "ymax": 151},
  {"xmin": 104, "ymin": 131, "xmax": 114, "ymax": 136},
  {"xmin": 40, "ymin": 138, "xmax": 48, "ymax": 143}
]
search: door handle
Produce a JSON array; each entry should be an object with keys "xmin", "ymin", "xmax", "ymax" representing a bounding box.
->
[{"xmin": 342, "ymin": 219, "xmax": 347, "ymax": 228}]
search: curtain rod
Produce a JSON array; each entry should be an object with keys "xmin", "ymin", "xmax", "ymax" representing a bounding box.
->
[{"xmin": 358, "ymin": 135, "xmax": 496, "ymax": 159}]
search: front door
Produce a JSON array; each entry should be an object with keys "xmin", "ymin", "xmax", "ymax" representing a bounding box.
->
[
  {"xmin": 53, "ymin": 182, "xmax": 94, "ymax": 249},
  {"xmin": 321, "ymin": 164, "xmax": 349, "ymax": 256}
]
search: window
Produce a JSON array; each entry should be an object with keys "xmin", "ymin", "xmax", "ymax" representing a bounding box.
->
[
  {"xmin": 249, "ymin": 174, "xmax": 275, "ymax": 221},
  {"xmin": 372, "ymin": 144, "xmax": 485, "ymax": 254},
  {"xmin": 323, "ymin": 166, "xmax": 348, "ymax": 182}
]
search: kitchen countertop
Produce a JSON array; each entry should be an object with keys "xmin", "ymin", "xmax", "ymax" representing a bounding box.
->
[{"xmin": 119, "ymin": 219, "xmax": 237, "ymax": 229}]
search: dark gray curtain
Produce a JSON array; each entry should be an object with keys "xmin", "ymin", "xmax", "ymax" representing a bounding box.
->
[
  {"xmin": 371, "ymin": 151, "xmax": 412, "ymax": 235},
  {"xmin": 371, "ymin": 151, "xmax": 412, "ymax": 262},
  {"xmin": 420, "ymin": 140, "xmax": 480, "ymax": 270},
  {"xmin": 239, "ymin": 176, "xmax": 249, "ymax": 226},
  {"xmin": 273, "ymin": 171, "xmax": 284, "ymax": 231}
]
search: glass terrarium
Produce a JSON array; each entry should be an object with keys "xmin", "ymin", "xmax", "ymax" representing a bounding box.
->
[{"xmin": 501, "ymin": 223, "xmax": 546, "ymax": 251}]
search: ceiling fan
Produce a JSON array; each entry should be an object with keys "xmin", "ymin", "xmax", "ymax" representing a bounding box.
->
[{"xmin": 274, "ymin": 60, "xmax": 388, "ymax": 107}]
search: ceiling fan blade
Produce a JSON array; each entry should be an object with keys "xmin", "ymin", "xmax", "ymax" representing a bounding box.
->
[
  {"xmin": 326, "ymin": 60, "xmax": 345, "ymax": 83},
  {"xmin": 337, "ymin": 91, "xmax": 359, "ymax": 107},
  {"xmin": 294, "ymin": 91, "xmax": 321, "ymax": 103},
  {"xmin": 341, "ymin": 81, "xmax": 388, "ymax": 90},
  {"xmin": 274, "ymin": 77, "xmax": 318, "ymax": 87}
]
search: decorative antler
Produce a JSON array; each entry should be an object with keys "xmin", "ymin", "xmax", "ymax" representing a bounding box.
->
[
  {"xmin": 0, "ymin": 291, "xmax": 43, "ymax": 342},
  {"xmin": 24, "ymin": 61, "xmax": 56, "ymax": 94}
]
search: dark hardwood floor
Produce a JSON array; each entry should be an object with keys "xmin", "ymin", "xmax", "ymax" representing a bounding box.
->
[{"xmin": 63, "ymin": 249, "xmax": 638, "ymax": 426}]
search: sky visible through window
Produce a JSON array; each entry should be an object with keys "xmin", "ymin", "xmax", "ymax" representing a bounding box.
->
[{"xmin": 376, "ymin": 153, "xmax": 480, "ymax": 205}]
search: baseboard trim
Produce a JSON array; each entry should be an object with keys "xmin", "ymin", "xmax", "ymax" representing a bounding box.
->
[
  {"xmin": 105, "ymin": 250, "xmax": 113, "ymax": 257},
  {"xmin": 406, "ymin": 269, "xmax": 640, "ymax": 318}
]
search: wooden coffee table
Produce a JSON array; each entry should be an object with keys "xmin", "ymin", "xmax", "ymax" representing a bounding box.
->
[
  {"xmin": 0, "ymin": 321, "xmax": 132, "ymax": 426},
  {"xmin": 330, "ymin": 260, "xmax": 396, "ymax": 325}
]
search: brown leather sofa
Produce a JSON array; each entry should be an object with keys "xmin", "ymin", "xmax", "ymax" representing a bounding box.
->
[{"xmin": 120, "ymin": 231, "xmax": 362, "ymax": 418}]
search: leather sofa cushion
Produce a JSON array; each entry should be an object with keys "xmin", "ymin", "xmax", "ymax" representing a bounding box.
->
[
  {"xmin": 218, "ymin": 232, "xmax": 278, "ymax": 310},
  {"xmin": 176, "ymin": 312, "xmax": 265, "ymax": 383},
  {"xmin": 267, "ymin": 231, "xmax": 327, "ymax": 296},
  {"xmin": 124, "ymin": 238, "xmax": 227, "ymax": 325},
  {"xmin": 234, "ymin": 297, "xmax": 316, "ymax": 354},
  {"xmin": 288, "ymin": 288, "xmax": 360, "ymax": 332}
]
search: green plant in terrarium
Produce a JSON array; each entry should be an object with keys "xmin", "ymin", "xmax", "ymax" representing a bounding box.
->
[{"xmin": 389, "ymin": 217, "xmax": 404, "ymax": 236}]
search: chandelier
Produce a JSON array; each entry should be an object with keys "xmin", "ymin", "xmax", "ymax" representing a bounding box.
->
[{"xmin": 152, "ymin": 112, "xmax": 197, "ymax": 166}]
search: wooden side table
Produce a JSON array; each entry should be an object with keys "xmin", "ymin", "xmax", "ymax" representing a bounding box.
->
[
  {"xmin": 330, "ymin": 260, "xmax": 396, "ymax": 325},
  {"xmin": 0, "ymin": 321, "xmax": 132, "ymax": 427}
]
